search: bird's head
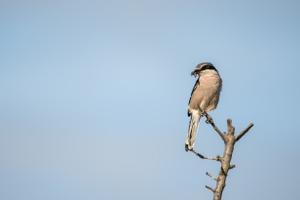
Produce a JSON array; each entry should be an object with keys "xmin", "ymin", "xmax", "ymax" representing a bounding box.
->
[{"xmin": 191, "ymin": 62, "xmax": 218, "ymax": 77}]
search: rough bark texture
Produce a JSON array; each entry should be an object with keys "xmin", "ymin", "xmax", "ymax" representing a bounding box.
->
[{"xmin": 190, "ymin": 114, "xmax": 254, "ymax": 200}]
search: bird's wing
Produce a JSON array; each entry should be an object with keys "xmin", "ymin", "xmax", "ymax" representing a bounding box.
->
[{"xmin": 187, "ymin": 80, "xmax": 199, "ymax": 116}]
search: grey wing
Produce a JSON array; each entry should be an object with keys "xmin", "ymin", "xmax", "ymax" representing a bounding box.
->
[{"xmin": 187, "ymin": 80, "xmax": 199, "ymax": 116}]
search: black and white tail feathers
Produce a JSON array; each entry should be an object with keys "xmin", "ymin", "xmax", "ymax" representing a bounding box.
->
[{"xmin": 185, "ymin": 112, "xmax": 201, "ymax": 151}]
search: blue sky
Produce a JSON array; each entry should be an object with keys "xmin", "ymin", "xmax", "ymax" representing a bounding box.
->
[{"xmin": 0, "ymin": 0, "xmax": 300, "ymax": 199}]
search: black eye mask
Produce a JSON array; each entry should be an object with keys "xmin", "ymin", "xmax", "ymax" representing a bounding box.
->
[
  {"xmin": 199, "ymin": 65, "xmax": 216, "ymax": 71},
  {"xmin": 191, "ymin": 64, "xmax": 217, "ymax": 77}
]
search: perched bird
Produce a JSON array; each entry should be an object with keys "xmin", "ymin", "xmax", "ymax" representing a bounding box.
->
[{"xmin": 185, "ymin": 62, "xmax": 222, "ymax": 151}]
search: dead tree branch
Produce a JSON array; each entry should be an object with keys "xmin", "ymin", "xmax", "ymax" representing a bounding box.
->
[
  {"xmin": 203, "ymin": 113, "xmax": 226, "ymax": 142},
  {"xmin": 189, "ymin": 113, "xmax": 253, "ymax": 200},
  {"xmin": 235, "ymin": 123, "xmax": 254, "ymax": 142},
  {"xmin": 191, "ymin": 149, "xmax": 222, "ymax": 162},
  {"xmin": 206, "ymin": 172, "xmax": 218, "ymax": 181}
]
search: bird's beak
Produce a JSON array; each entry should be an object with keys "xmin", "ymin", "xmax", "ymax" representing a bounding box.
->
[{"xmin": 191, "ymin": 69, "xmax": 199, "ymax": 77}]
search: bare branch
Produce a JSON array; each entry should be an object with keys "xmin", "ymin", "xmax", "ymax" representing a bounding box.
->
[
  {"xmin": 186, "ymin": 115, "xmax": 254, "ymax": 200},
  {"xmin": 229, "ymin": 164, "xmax": 236, "ymax": 170},
  {"xmin": 203, "ymin": 113, "xmax": 226, "ymax": 142},
  {"xmin": 205, "ymin": 185, "xmax": 215, "ymax": 193},
  {"xmin": 227, "ymin": 119, "xmax": 235, "ymax": 135},
  {"xmin": 206, "ymin": 172, "xmax": 218, "ymax": 181},
  {"xmin": 191, "ymin": 149, "xmax": 222, "ymax": 162},
  {"xmin": 210, "ymin": 120, "xmax": 253, "ymax": 200},
  {"xmin": 235, "ymin": 123, "xmax": 254, "ymax": 142}
]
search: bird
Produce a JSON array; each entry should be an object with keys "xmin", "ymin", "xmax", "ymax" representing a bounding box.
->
[{"xmin": 185, "ymin": 62, "xmax": 222, "ymax": 152}]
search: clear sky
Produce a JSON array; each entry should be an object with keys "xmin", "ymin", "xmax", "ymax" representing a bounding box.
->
[{"xmin": 1, "ymin": 0, "xmax": 300, "ymax": 199}]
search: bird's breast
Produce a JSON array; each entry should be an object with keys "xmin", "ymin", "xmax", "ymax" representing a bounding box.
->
[
  {"xmin": 188, "ymin": 72, "xmax": 221, "ymax": 111},
  {"xmin": 199, "ymin": 73, "xmax": 221, "ymax": 86}
]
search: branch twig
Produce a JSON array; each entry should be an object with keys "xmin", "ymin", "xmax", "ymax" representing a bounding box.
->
[
  {"xmin": 206, "ymin": 172, "xmax": 218, "ymax": 181},
  {"xmin": 203, "ymin": 113, "xmax": 226, "ymax": 142},
  {"xmin": 205, "ymin": 185, "xmax": 216, "ymax": 193},
  {"xmin": 191, "ymin": 149, "xmax": 222, "ymax": 162},
  {"xmin": 229, "ymin": 164, "xmax": 236, "ymax": 170},
  {"xmin": 235, "ymin": 123, "xmax": 254, "ymax": 142}
]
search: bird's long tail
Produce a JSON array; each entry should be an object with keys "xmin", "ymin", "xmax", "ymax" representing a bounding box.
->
[{"xmin": 185, "ymin": 113, "xmax": 201, "ymax": 151}]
